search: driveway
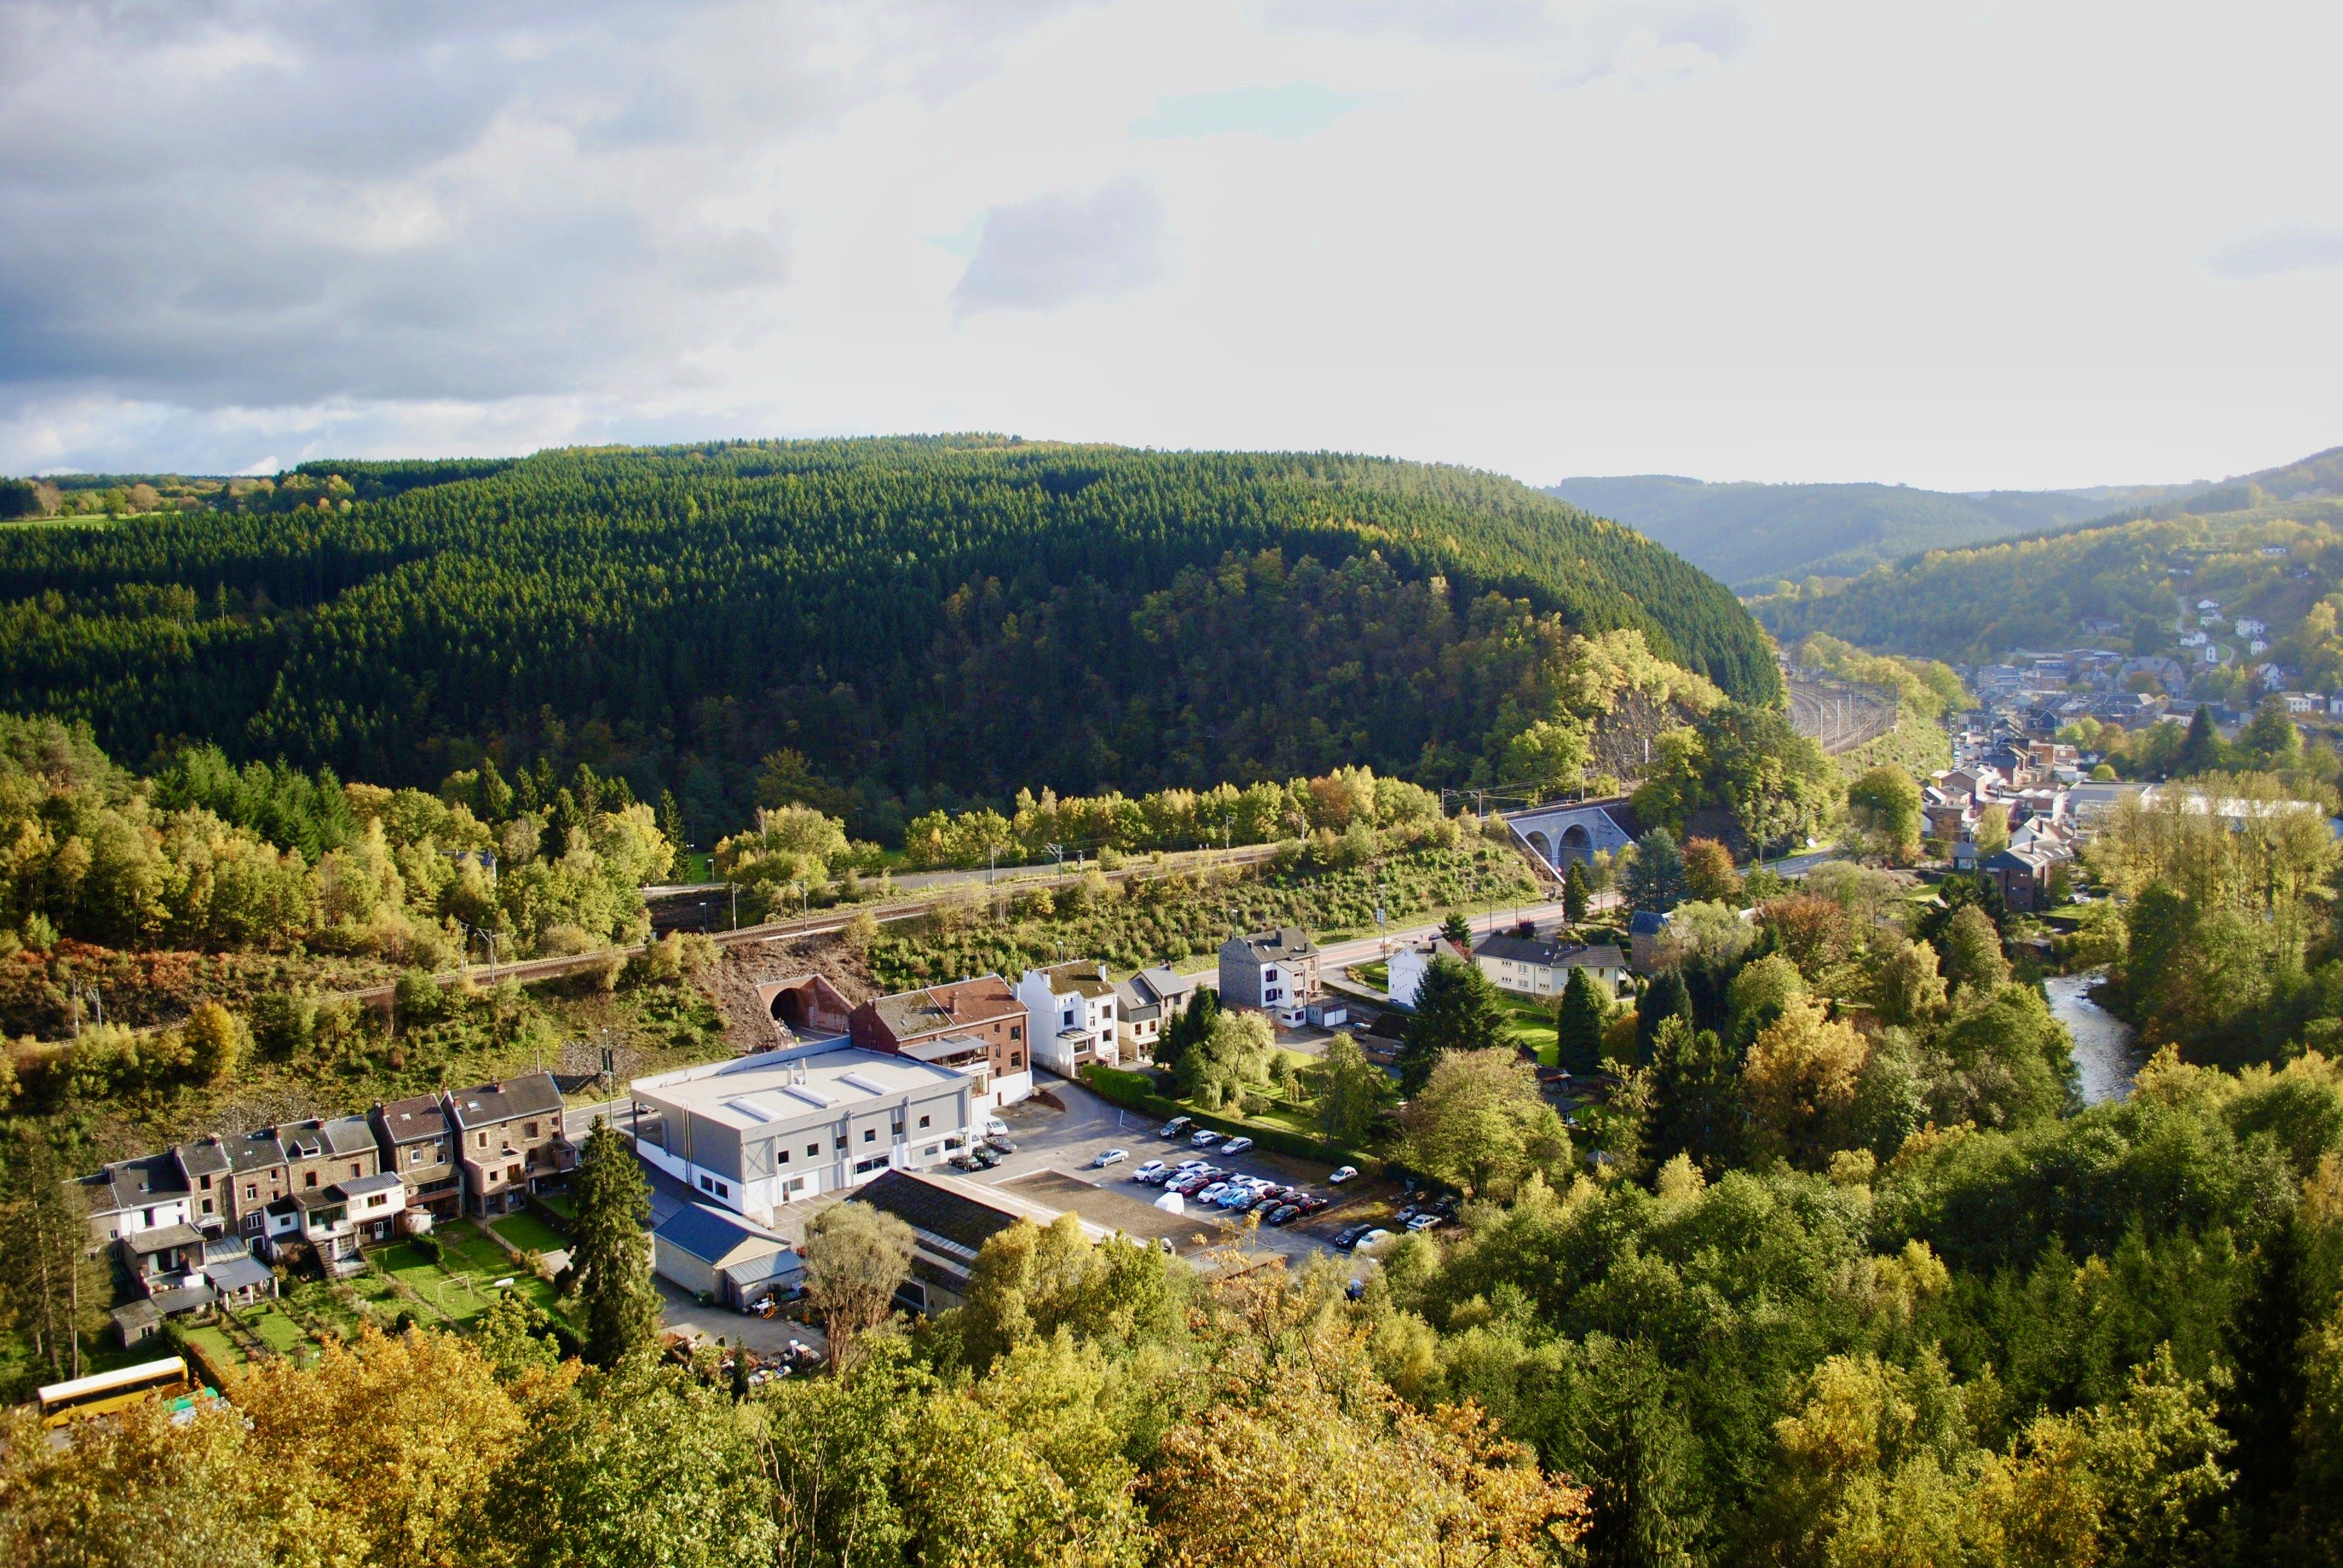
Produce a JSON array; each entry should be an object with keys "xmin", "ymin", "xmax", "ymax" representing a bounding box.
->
[{"xmin": 655, "ymin": 1276, "xmax": 829, "ymax": 1366}]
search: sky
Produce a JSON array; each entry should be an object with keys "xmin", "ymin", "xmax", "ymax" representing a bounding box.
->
[{"xmin": 2, "ymin": 0, "xmax": 2339, "ymax": 491}]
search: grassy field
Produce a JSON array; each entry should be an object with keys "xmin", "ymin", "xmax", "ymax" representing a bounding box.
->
[
  {"xmin": 179, "ymin": 1324, "xmax": 247, "ymax": 1375},
  {"xmin": 491, "ymin": 1213, "xmax": 569, "ymax": 1256},
  {"xmin": 240, "ymin": 1304, "xmax": 320, "ymax": 1365}
]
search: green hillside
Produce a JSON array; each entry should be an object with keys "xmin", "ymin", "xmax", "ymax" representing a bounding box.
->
[
  {"xmin": 1548, "ymin": 447, "xmax": 2343, "ymax": 591},
  {"xmin": 1753, "ymin": 485, "xmax": 2343, "ymax": 685},
  {"xmin": 1544, "ymin": 474, "xmax": 2105, "ymax": 589},
  {"xmin": 0, "ymin": 437, "xmax": 1776, "ymax": 841}
]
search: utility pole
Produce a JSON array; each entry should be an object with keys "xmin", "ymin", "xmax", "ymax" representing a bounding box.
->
[{"xmin": 729, "ymin": 881, "xmax": 738, "ymax": 931}]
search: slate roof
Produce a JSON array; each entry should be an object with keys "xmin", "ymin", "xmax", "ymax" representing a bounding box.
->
[
  {"xmin": 654, "ymin": 1201, "xmax": 791, "ymax": 1267},
  {"xmin": 1227, "ymin": 927, "xmax": 1317, "ymax": 962},
  {"xmin": 226, "ymin": 1131, "xmax": 289, "ymax": 1175},
  {"xmin": 1628, "ymin": 911, "xmax": 1669, "ymax": 936},
  {"xmin": 206, "ymin": 1252, "xmax": 275, "ymax": 1295},
  {"xmin": 175, "ymin": 1138, "xmax": 232, "ymax": 1180},
  {"xmin": 374, "ymin": 1093, "xmax": 448, "ymax": 1144},
  {"xmin": 124, "ymin": 1223, "xmax": 205, "ymax": 1257},
  {"xmin": 1472, "ymin": 934, "xmax": 1625, "ymax": 969},
  {"xmin": 854, "ymin": 1169, "xmax": 1024, "ymax": 1259},
  {"xmin": 82, "ymin": 1153, "xmax": 190, "ymax": 1215},
  {"xmin": 335, "ymin": 1171, "xmax": 405, "ymax": 1198},
  {"xmin": 444, "ymin": 1071, "xmax": 564, "ymax": 1131}
]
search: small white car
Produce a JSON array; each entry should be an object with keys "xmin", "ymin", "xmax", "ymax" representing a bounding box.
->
[
  {"xmin": 1354, "ymin": 1228, "xmax": 1395, "ymax": 1252},
  {"xmin": 1329, "ymin": 1165, "xmax": 1360, "ymax": 1184},
  {"xmin": 1220, "ymin": 1136, "xmax": 1255, "ymax": 1155},
  {"xmin": 1197, "ymin": 1183, "xmax": 1231, "ymax": 1203},
  {"xmin": 1093, "ymin": 1148, "xmax": 1129, "ymax": 1168},
  {"xmin": 1133, "ymin": 1160, "xmax": 1167, "ymax": 1181},
  {"xmin": 984, "ymin": 1116, "xmax": 1011, "ymax": 1138}
]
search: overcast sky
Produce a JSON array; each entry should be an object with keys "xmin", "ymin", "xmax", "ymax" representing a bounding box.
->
[{"xmin": 4, "ymin": 0, "xmax": 2338, "ymax": 490}]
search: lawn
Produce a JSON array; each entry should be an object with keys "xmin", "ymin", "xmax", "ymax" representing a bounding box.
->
[
  {"xmin": 240, "ymin": 1305, "xmax": 320, "ymax": 1364},
  {"xmin": 436, "ymin": 1220, "xmax": 518, "ymax": 1276},
  {"xmin": 179, "ymin": 1324, "xmax": 247, "ymax": 1376},
  {"xmin": 1494, "ymin": 991, "xmax": 1559, "ymax": 1065},
  {"xmin": 491, "ymin": 1213, "xmax": 569, "ymax": 1256}
]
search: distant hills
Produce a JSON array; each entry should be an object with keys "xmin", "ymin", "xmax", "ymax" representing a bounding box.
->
[
  {"xmin": 1749, "ymin": 459, "xmax": 2343, "ymax": 685},
  {"xmin": 1544, "ymin": 446, "xmax": 2343, "ymax": 592}
]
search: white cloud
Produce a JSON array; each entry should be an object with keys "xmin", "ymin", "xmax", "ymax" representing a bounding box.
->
[
  {"xmin": 2205, "ymin": 223, "xmax": 2343, "ymax": 281},
  {"xmin": 950, "ymin": 178, "xmax": 1173, "ymax": 316},
  {"xmin": 1, "ymin": 0, "xmax": 2340, "ymax": 490}
]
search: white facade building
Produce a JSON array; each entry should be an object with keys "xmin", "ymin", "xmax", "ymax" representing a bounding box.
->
[
  {"xmin": 631, "ymin": 1045, "xmax": 977, "ymax": 1225},
  {"xmin": 1014, "ymin": 961, "xmax": 1121, "ymax": 1077}
]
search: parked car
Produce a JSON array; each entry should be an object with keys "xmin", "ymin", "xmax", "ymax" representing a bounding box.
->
[
  {"xmin": 1133, "ymin": 1160, "xmax": 1168, "ymax": 1182},
  {"xmin": 1295, "ymin": 1194, "xmax": 1330, "ymax": 1214},
  {"xmin": 1093, "ymin": 1148, "xmax": 1129, "ymax": 1168},
  {"xmin": 1395, "ymin": 1205, "xmax": 1420, "ymax": 1224},
  {"xmin": 949, "ymin": 1153, "xmax": 986, "ymax": 1172},
  {"xmin": 1354, "ymin": 1228, "xmax": 1395, "ymax": 1252},
  {"xmin": 1190, "ymin": 1129, "xmax": 1223, "ymax": 1148},
  {"xmin": 1333, "ymin": 1224, "xmax": 1374, "ymax": 1250},
  {"xmin": 1248, "ymin": 1195, "xmax": 1282, "ymax": 1215},
  {"xmin": 1157, "ymin": 1116, "xmax": 1194, "ymax": 1138},
  {"xmin": 984, "ymin": 1134, "xmax": 1017, "ymax": 1154},
  {"xmin": 969, "ymin": 1146, "xmax": 1004, "ymax": 1169},
  {"xmin": 1407, "ymin": 1214, "xmax": 1445, "ymax": 1232},
  {"xmin": 1220, "ymin": 1136, "xmax": 1255, "ymax": 1155},
  {"xmin": 1266, "ymin": 1204, "xmax": 1301, "ymax": 1226},
  {"xmin": 1430, "ymin": 1196, "xmax": 1460, "ymax": 1217},
  {"xmin": 985, "ymin": 1116, "xmax": 1011, "ymax": 1138},
  {"xmin": 1329, "ymin": 1165, "xmax": 1360, "ymax": 1184},
  {"xmin": 1197, "ymin": 1183, "xmax": 1231, "ymax": 1203}
]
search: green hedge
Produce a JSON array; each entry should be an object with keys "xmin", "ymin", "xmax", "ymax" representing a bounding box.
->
[{"xmin": 1080, "ymin": 1066, "xmax": 1380, "ymax": 1172}]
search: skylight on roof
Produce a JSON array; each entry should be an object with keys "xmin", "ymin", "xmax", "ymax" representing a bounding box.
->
[
  {"xmin": 724, "ymin": 1098, "xmax": 776, "ymax": 1123},
  {"xmin": 838, "ymin": 1072, "xmax": 890, "ymax": 1096},
  {"xmin": 782, "ymin": 1085, "xmax": 835, "ymax": 1109}
]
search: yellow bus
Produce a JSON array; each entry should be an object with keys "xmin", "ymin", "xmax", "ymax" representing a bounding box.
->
[{"xmin": 36, "ymin": 1357, "xmax": 193, "ymax": 1428}]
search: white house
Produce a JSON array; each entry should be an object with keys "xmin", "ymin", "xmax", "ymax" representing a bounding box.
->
[
  {"xmin": 1386, "ymin": 936, "xmax": 1470, "ymax": 1007},
  {"xmin": 2180, "ymin": 631, "xmax": 2207, "ymax": 648},
  {"xmin": 1470, "ymin": 933, "xmax": 1628, "ymax": 999},
  {"xmin": 2235, "ymin": 618, "xmax": 2266, "ymax": 637},
  {"xmin": 1014, "ymin": 961, "xmax": 1122, "ymax": 1077}
]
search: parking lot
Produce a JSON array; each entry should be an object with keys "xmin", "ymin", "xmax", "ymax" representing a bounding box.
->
[{"xmin": 982, "ymin": 1082, "xmax": 1425, "ymax": 1269}]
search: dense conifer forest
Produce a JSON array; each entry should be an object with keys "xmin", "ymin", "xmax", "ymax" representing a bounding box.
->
[{"xmin": 0, "ymin": 439, "xmax": 1776, "ymax": 844}]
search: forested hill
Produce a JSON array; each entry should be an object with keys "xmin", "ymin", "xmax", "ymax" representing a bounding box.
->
[
  {"xmin": 1545, "ymin": 474, "xmax": 2113, "ymax": 590},
  {"xmin": 1751, "ymin": 471, "xmax": 2343, "ymax": 671},
  {"xmin": 0, "ymin": 437, "xmax": 1775, "ymax": 841},
  {"xmin": 1547, "ymin": 446, "xmax": 2343, "ymax": 592}
]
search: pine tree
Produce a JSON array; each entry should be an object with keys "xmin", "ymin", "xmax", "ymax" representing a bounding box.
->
[
  {"xmin": 1441, "ymin": 911, "xmax": 1473, "ymax": 951},
  {"xmin": 569, "ymin": 1120, "xmax": 661, "ymax": 1368},
  {"xmin": 1635, "ymin": 969, "xmax": 1694, "ymax": 1067},
  {"xmin": 1564, "ymin": 860, "xmax": 1592, "ymax": 924},
  {"xmin": 1156, "ymin": 987, "xmax": 1219, "ymax": 1071},
  {"xmin": 1398, "ymin": 956, "xmax": 1513, "ymax": 1093},
  {"xmin": 2177, "ymin": 703, "xmax": 2225, "ymax": 776},
  {"xmin": 1554, "ymin": 967, "xmax": 1611, "ymax": 1076}
]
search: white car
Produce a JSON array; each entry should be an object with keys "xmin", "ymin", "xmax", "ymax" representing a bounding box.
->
[
  {"xmin": 1354, "ymin": 1228, "xmax": 1395, "ymax": 1252},
  {"xmin": 1133, "ymin": 1160, "xmax": 1167, "ymax": 1181},
  {"xmin": 984, "ymin": 1116, "xmax": 1011, "ymax": 1138},
  {"xmin": 1197, "ymin": 1183, "xmax": 1231, "ymax": 1203},
  {"xmin": 1220, "ymin": 1136, "xmax": 1255, "ymax": 1155},
  {"xmin": 1329, "ymin": 1165, "xmax": 1360, "ymax": 1184},
  {"xmin": 1093, "ymin": 1148, "xmax": 1129, "ymax": 1168}
]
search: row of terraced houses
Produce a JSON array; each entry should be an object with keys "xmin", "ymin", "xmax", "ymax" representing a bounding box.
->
[{"xmin": 79, "ymin": 1071, "xmax": 569, "ymax": 1347}]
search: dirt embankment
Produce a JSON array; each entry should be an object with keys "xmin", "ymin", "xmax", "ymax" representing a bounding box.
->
[{"xmin": 706, "ymin": 934, "xmax": 879, "ymax": 1054}]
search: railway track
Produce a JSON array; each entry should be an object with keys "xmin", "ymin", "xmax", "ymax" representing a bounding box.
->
[{"xmin": 1786, "ymin": 676, "xmax": 1898, "ymax": 755}]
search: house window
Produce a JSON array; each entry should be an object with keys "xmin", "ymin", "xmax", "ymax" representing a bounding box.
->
[
  {"xmin": 304, "ymin": 1172, "xmax": 317, "ymax": 1189},
  {"xmin": 1009, "ymin": 1025, "xmax": 1021, "ymax": 1040},
  {"xmin": 807, "ymin": 1143, "xmax": 820, "ymax": 1158},
  {"xmin": 411, "ymin": 1148, "xmax": 425, "ymax": 1166},
  {"xmin": 201, "ymin": 1198, "xmax": 214, "ymax": 1215},
  {"xmin": 350, "ymin": 1163, "xmax": 361, "ymax": 1177},
  {"xmin": 1061, "ymin": 1009, "xmax": 1075, "ymax": 1029},
  {"xmin": 478, "ymin": 1132, "xmax": 489, "ymax": 1148},
  {"xmin": 506, "ymin": 1165, "xmax": 520, "ymax": 1181},
  {"xmin": 917, "ymin": 1114, "xmax": 931, "ymax": 1129},
  {"xmin": 525, "ymin": 1122, "xmax": 539, "ymax": 1138},
  {"xmin": 777, "ymin": 1147, "xmax": 790, "ymax": 1165},
  {"xmin": 834, "ymin": 1136, "xmax": 848, "ymax": 1151},
  {"xmin": 863, "ymin": 1129, "xmax": 877, "ymax": 1143},
  {"xmin": 890, "ymin": 1119, "xmax": 904, "ymax": 1136},
  {"xmin": 202, "ymin": 1174, "xmax": 212, "ymax": 1190},
  {"xmin": 1010, "ymin": 1052, "xmax": 1023, "ymax": 1070},
  {"xmin": 699, "ymin": 1174, "xmax": 713, "ymax": 1192},
  {"xmin": 715, "ymin": 1180, "xmax": 729, "ymax": 1198},
  {"xmin": 244, "ymin": 1183, "xmax": 257, "ymax": 1201}
]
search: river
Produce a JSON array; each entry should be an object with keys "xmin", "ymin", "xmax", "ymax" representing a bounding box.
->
[{"xmin": 2045, "ymin": 972, "xmax": 2143, "ymax": 1105}]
